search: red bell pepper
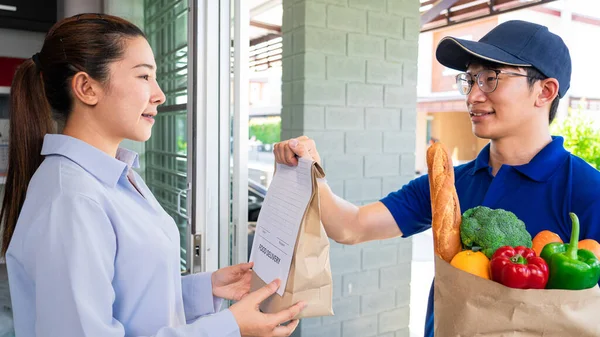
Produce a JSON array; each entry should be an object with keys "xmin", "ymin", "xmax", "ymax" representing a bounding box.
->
[{"xmin": 489, "ymin": 246, "xmax": 549, "ymax": 289}]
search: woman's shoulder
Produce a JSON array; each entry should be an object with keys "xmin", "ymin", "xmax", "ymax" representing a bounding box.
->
[{"xmin": 29, "ymin": 155, "xmax": 108, "ymax": 200}]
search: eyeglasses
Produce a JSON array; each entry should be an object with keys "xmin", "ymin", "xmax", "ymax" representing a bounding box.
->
[{"xmin": 455, "ymin": 69, "xmax": 541, "ymax": 95}]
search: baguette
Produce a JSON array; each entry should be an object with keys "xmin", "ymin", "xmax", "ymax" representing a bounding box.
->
[{"xmin": 426, "ymin": 142, "xmax": 462, "ymax": 262}]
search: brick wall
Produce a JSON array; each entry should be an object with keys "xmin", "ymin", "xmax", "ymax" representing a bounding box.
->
[{"xmin": 281, "ymin": 0, "xmax": 420, "ymax": 336}]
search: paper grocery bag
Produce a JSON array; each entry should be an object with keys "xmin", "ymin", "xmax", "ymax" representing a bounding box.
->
[
  {"xmin": 250, "ymin": 162, "xmax": 334, "ymax": 319},
  {"xmin": 434, "ymin": 255, "xmax": 600, "ymax": 336}
]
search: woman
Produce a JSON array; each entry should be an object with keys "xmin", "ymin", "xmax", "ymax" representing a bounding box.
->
[{"xmin": 1, "ymin": 13, "xmax": 304, "ymax": 337}]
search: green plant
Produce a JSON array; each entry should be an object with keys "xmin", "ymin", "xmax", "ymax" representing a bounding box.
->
[
  {"xmin": 249, "ymin": 118, "xmax": 281, "ymax": 145},
  {"xmin": 551, "ymin": 108, "xmax": 600, "ymax": 170}
]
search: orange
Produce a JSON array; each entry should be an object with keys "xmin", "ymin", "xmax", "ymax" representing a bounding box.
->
[
  {"xmin": 532, "ymin": 230, "xmax": 563, "ymax": 257},
  {"xmin": 450, "ymin": 250, "xmax": 490, "ymax": 280},
  {"xmin": 578, "ymin": 239, "xmax": 600, "ymax": 260}
]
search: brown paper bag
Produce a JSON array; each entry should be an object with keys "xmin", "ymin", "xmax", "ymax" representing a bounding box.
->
[
  {"xmin": 250, "ymin": 162, "xmax": 334, "ymax": 319},
  {"xmin": 434, "ymin": 255, "xmax": 600, "ymax": 336}
]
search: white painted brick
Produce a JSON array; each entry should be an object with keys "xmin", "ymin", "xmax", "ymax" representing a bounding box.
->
[
  {"xmin": 303, "ymin": 80, "xmax": 346, "ymax": 105},
  {"xmin": 349, "ymin": 0, "xmax": 386, "ymax": 11},
  {"xmin": 384, "ymin": 85, "xmax": 417, "ymax": 108},
  {"xmin": 355, "ymin": 240, "xmax": 381, "ymax": 249},
  {"xmin": 322, "ymin": 296, "xmax": 361, "ymax": 324},
  {"xmin": 367, "ymin": 60, "xmax": 403, "ymax": 85},
  {"xmin": 380, "ymin": 236, "xmax": 405, "ymax": 246},
  {"xmin": 347, "ymin": 83, "xmax": 384, "ymax": 107},
  {"xmin": 342, "ymin": 270, "xmax": 380, "ymax": 296},
  {"xmin": 303, "ymin": 130, "xmax": 345, "ymax": 154},
  {"xmin": 367, "ymin": 11, "xmax": 404, "ymax": 39},
  {"xmin": 400, "ymin": 154, "xmax": 415, "ymax": 175},
  {"xmin": 325, "ymin": 107, "xmax": 365, "ymax": 130},
  {"xmin": 388, "ymin": 0, "xmax": 420, "ymax": 15},
  {"xmin": 361, "ymin": 291, "xmax": 396, "ymax": 315},
  {"xmin": 281, "ymin": 108, "xmax": 293, "ymax": 133},
  {"xmin": 282, "ymin": 4, "xmax": 294, "ymax": 33},
  {"xmin": 404, "ymin": 17, "xmax": 420, "ymax": 41},
  {"xmin": 342, "ymin": 315, "xmax": 378, "ymax": 337},
  {"xmin": 386, "ymin": 40, "xmax": 418, "ymax": 62},
  {"xmin": 293, "ymin": 1, "xmax": 326, "ymax": 29},
  {"xmin": 293, "ymin": 52, "xmax": 326, "ymax": 80},
  {"xmin": 302, "ymin": 322, "xmax": 341, "ymax": 337},
  {"xmin": 323, "ymin": 154, "xmax": 363, "ymax": 179},
  {"xmin": 280, "ymin": 130, "xmax": 292, "ymax": 143},
  {"xmin": 400, "ymin": 107, "xmax": 417, "ymax": 131},
  {"xmin": 348, "ymin": 34, "xmax": 385, "ymax": 59},
  {"xmin": 373, "ymin": 109, "xmax": 404, "ymax": 132},
  {"xmin": 302, "ymin": 317, "xmax": 322, "ymax": 328},
  {"xmin": 327, "ymin": 5, "xmax": 366, "ymax": 33},
  {"xmin": 362, "ymin": 245, "xmax": 397, "ymax": 270},
  {"xmin": 291, "ymin": 105, "xmax": 325, "ymax": 130},
  {"xmin": 346, "ymin": 131, "xmax": 383, "ymax": 154},
  {"xmin": 282, "ymin": 56, "xmax": 293, "ymax": 81},
  {"xmin": 383, "ymin": 131, "xmax": 416, "ymax": 154},
  {"xmin": 326, "ymin": 178, "xmax": 345, "ymax": 197},
  {"xmin": 281, "ymin": 5, "xmax": 419, "ymax": 336},
  {"xmin": 327, "ymin": 56, "xmax": 366, "ymax": 82},
  {"xmin": 366, "ymin": 108, "xmax": 401, "ymax": 130},
  {"xmin": 282, "ymin": 33, "xmax": 293, "ymax": 58},
  {"xmin": 378, "ymin": 307, "xmax": 410, "ymax": 334},
  {"xmin": 296, "ymin": 26, "xmax": 347, "ymax": 55},
  {"xmin": 396, "ymin": 285, "xmax": 411, "ymax": 307},
  {"xmin": 282, "ymin": 81, "xmax": 294, "ymax": 106},
  {"xmin": 382, "ymin": 175, "xmax": 413, "ymax": 195},
  {"xmin": 380, "ymin": 262, "xmax": 411, "ymax": 289},
  {"xmin": 286, "ymin": 129, "xmax": 306, "ymax": 139},
  {"xmin": 397, "ymin": 240, "xmax": 413, "ymax": 263},
  {"xmin": 403, "ymin": 62, "xmax": 418, "ymax": 85},
  {"xmin": 318, "ymin": 0, "xmax": 348, "ymax": 4},
  {"xmin": 333, "ymin": 274, "xmax": 342, "ymax": 298},
  {"xmin": 291, "ymin": 80, "xmax": 304, "ymax": 104},
  {"xmin": 345, "ymin": 178, "xmax": 382, "ymax": 201},
  {"xmin": 395, "ymin": 328, "xmax": 411, "ymax": 337},
  {"xmin": 365, "ymin": 154, "xmax": 400, "ymax": 177}
]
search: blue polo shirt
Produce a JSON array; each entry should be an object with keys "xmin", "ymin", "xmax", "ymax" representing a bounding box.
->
[{"xmin": 380, "ymin": 136, "xmax": 600, "ymax": 337}]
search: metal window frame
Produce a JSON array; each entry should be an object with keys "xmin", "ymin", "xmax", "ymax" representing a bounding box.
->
[
  {"xmin": 188, "ymin": 0, "xmax": 220, "ymax": 273},
  {"xmin": 231, "ymin": 0, "xmax": 249, "ymax": 266}
]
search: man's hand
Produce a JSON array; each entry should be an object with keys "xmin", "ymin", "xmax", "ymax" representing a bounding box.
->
[
  {"xmin": 273, "ymin": 136, "xmax": 321, "ymax": 166},
  {"xmin": 229, "ymin": 279, "xmax": 306, "ymax": 337},
  {"xmin": 211, "ymin": 262, "xmax": 253, "ymax": 301}
]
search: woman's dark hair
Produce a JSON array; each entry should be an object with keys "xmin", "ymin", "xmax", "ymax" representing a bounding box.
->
[
  {"xmin": 1, "ymin": 13, "xmax": 145, "ymax": 255},
  {"xmin": 469, "ymin": 59, "xmax": 560, "ymax": 124}
]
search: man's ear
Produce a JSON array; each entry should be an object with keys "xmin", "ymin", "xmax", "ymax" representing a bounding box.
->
[
  {"xmin": 535, "ymin": 78, "xmax": 559, "ymax": 108},
  {"xmin": 71, "ymin": 72, "xmax": 100, "ymax": 106}
]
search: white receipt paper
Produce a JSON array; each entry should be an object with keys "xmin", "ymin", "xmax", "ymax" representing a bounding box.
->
[{"xmin": 249, "ymin": 158, "xmax": 313, "ymax": 296}]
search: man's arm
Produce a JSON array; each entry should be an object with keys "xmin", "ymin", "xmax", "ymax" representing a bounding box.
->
[
  {"xmin": 273, "ymin": 136, "xmax": 416, "ymax": 245},
  {"xmin": 317, "ymin": 180, "xmax": 401, "ymax": 245}
]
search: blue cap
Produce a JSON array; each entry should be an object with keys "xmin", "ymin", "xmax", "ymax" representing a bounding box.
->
[{"xmin": 435, "ymin": 20, "xmax": 571, "ymax": 98}]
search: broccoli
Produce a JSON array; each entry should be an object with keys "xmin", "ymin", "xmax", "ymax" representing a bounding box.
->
[{"xmin": 460, "ymin": 206, "xmax": 532, "ymax": 259}]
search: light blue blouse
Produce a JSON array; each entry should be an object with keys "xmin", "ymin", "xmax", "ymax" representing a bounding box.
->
[{"xmin": 6, "ymin": 134, "xmax": 240, "ymax": 337}]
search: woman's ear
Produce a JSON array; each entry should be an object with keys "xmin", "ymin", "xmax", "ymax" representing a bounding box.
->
[
  {"xmin": 535, "ymin": 78, "xmax": 559, "ymax": 108},
  {"xmin": 71, "ymin": 72, "xmax": 100, "ymax": 106}
]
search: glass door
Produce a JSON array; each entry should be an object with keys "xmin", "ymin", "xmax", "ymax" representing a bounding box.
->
[{"xmin": 143, "ymin": 0, "xmax": 194, "ymax": 272}]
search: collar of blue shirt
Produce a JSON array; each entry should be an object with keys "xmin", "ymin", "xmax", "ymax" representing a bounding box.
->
[
  {"xmin": 470, "ymin": 136, "xmax": 569, "ymax": 182},
  {"xmin": 40, "ymin": 134, "xmax": 140, "ymax": 187}
]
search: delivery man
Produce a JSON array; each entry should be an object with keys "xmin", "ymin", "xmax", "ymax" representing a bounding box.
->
[{"xmin": 273, "ymin": 20, "xmax": 600, "ymax": 337}]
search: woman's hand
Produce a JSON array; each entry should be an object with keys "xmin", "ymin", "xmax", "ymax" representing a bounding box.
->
[
  {"xmin": 211, "ymin": 262, "xmax": 253, "ymax": 301},
  {"xmin": 229, "ymin": 279, "xmax": 306, "ymax": 337}
]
